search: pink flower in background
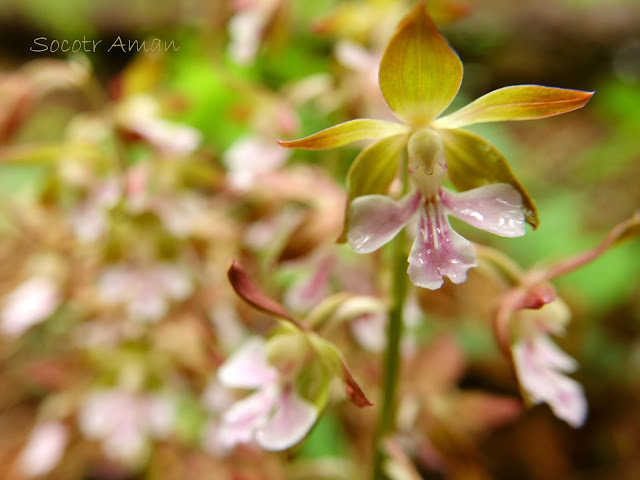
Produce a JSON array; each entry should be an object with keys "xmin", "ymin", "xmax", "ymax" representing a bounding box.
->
[
  {"xmin": 97, "ymin": 263, "xmax": 192, "ymax": 322},
  {"xmin": 284, "ymin": 253, "xmax": 335, "ymax": 313},
  {"xmin": 79, "ymin": 390, "xmax": 174, "ymax": 466},
  {"xmin": 70, "ymin": 177, "xmax": 121, "ymax": 242},
  {"xmin": 124, "ymin": 163, "xmax": 151, "ymax": 213},
  {"xmin": 1, "ymin": 276, "xmax": 61, "ymax": 336},
  {"xmin": 335, "ymin": 41, "xmax": 379, "ymax": 87},
  {"xmin": 223, "ymin": 136, "xmax": 290, "ymax": 191},
  {"xmin": 73, "ymin": 317, "xmax": 143, "ymax": 348},
  {"xmin": 119, "ymin": 96, "xmax": 201, "ymax": 155},
  {"xmin": 19, "ymin": 420, "xmax": 68, "ymax": 477},
  {"xmin": 216, "ymin": 338, "xmax": 317, "ymax": 451},
  {"xmin": 228, "ymin": 0, "xmax": 281, "ymax": 64},
  {"xmin": 349, "ymin": 311, "xmax": 387, "ymax": 352},
  {"xmin": 348, "ymin": 133, "xmax": 525, "ymax": 289},
  {"xmin": 123, "ymin": 165, "xmax": 216, "ymax": 237},
  {"xmin": 152, "ymin": 194, "xmax": 210, "ymax": 237},
  {"xmin": 335, "ymin": 40, "xmax": 392, "ymax": 120},
  {"xmin": 512, "ymin": 300, "xmax": 587, "ymax": 427},
  {"xmin": 513, "ymin": 335, "xmax": 586, "ymax": 427},
  {"xmin": 350, "ymin": 294, "xmax": 421, "ymax": 353}
]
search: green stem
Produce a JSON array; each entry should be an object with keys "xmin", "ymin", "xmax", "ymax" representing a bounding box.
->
[{"xmin": 372, "ymin": 226, "xmax": 408, "ymax": 480}]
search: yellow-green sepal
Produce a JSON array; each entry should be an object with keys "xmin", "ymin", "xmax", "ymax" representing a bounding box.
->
[
  {"xmin": 277, "ymin": 119, "xmax": 408, "ymax": 151},
  {"xmin": 433, "ymin": 85, "xmax": 594, "ymax": 129},
  {"xmin": 379, "ymin": 1, "xmax": 462, "ymax": 126},
  {"xmin": 338, "ymin": 134, "xmax": 407, "ymax": 241}
]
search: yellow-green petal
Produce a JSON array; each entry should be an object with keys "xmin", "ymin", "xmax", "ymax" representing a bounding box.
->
[
  {"xmin": 433, "ymin": 85, "xmax": 594, "ymax": 129},
  {"xmin": 347, "ymin": 134, "xmax": 407, "ymax": 203},
  {"xmin": 440, "ymin": 128, "xmax": 538, "ymax": 228},
  {"xmin": 379, "ymin": 1, "xmax": 463, "ymax": 126},
  {"xmin": 338, "ymin": 134, "xmax": 408, "ymax": 241},
  {"xmin": 277, "ymin": 119, "xmax": 407, "ymax": 151}
]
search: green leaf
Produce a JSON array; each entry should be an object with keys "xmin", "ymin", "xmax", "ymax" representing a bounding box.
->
[
  {"xmin": 277, "ymin": 119, "xmax": 407, "ymax": 151},
  {"xmin": 440, "ymin": 128, "xmax": 538, "ymax": 228},
  {"xmin": 295, "ymin": 413, "xmax": 346, "ymax": 459},
  {"xmin": 379, "ymin": 1, "xmax": 462, "ymax": 126},
  {"xmin": 433, "ymin": 85, "xmax": 594, "ymax": 129},
  {"xmin": 337, "ymin": 134, "xmax": 406, "ymax": 241},
  {"xmin": 174, "ymin": 394, "xmax": 209, "ymax": 444}
]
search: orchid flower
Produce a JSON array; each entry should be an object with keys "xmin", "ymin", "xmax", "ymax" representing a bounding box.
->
[
  {"xmin": 284, "ymin": 252, "xmax": 336, "ymax": 312},
  {"xmin": 216, "ymin": 262, "xmax": 376, "ymax": 451},
  {"xmin": 79, "ymin": 389, "xmax": 174, "ymax": 466},
  {"xmin": 492, "ymin": 214, "xmax": 640, "ymax": 427},
  {"xmin": 351, "ymin": 293, "xmax": 421, "ymax": 353},
  {"xmin": 348, "ymin": 129, "xmax": 526, "ymax": 288},
  {"xmin": 216, "ymin": 337, "xmax": 318, "ymax": 451},
  {"xmin": 118, "ymin": 96, "xmax": 201, "ymax": 155},
  {"xmin": 278, "ymin": 2, "xmax": 592, "ymax": 288},
  {"xmin": 223, "ymin": 92, "xmax": 299, "ymax": 191},
  {"xmin": 122, "ymin": 164, "xmax": 218, "ymax": 237},
  {"xmin": 335, "ymin": 40, "xmax": 391, "ymax": 120},
  {"xmin": 97, "ymin": 263, "xmax": 192, "ymax": 322},
  {"xmin": 512, "ymin": 299, "xmax": 587, "ymax": 428},
  {"xmin": 228, "ymin": 0, "xmax": 282, "ymax": 65},
  {"xmin": 223, "ymin": 136, "xmax": 290, "ymax": 191}
]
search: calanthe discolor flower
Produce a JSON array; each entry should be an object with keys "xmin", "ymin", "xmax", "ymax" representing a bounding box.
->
[
  {"xmin": 216, "ymin": 337, "xmax": 318, "ymax": 451},
  {"xmin": 348, "ymin": 129, "xmax": 525, "ymax": 289},
  {"xmin": 511, "ymin": 299, "xmax": 587, "ymax": 427},
  {"xmin": 224, "ymin": 260, "xmax": 375, "ymax": 423},
  {"xmin": 278, "ymin": 2, "xmax": 592, "ymax": 288}
]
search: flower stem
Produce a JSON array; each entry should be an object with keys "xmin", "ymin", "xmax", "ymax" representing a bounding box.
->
[{"xmin": 372, "ymin": 226, "xmax": 407, "ymax": 480}]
